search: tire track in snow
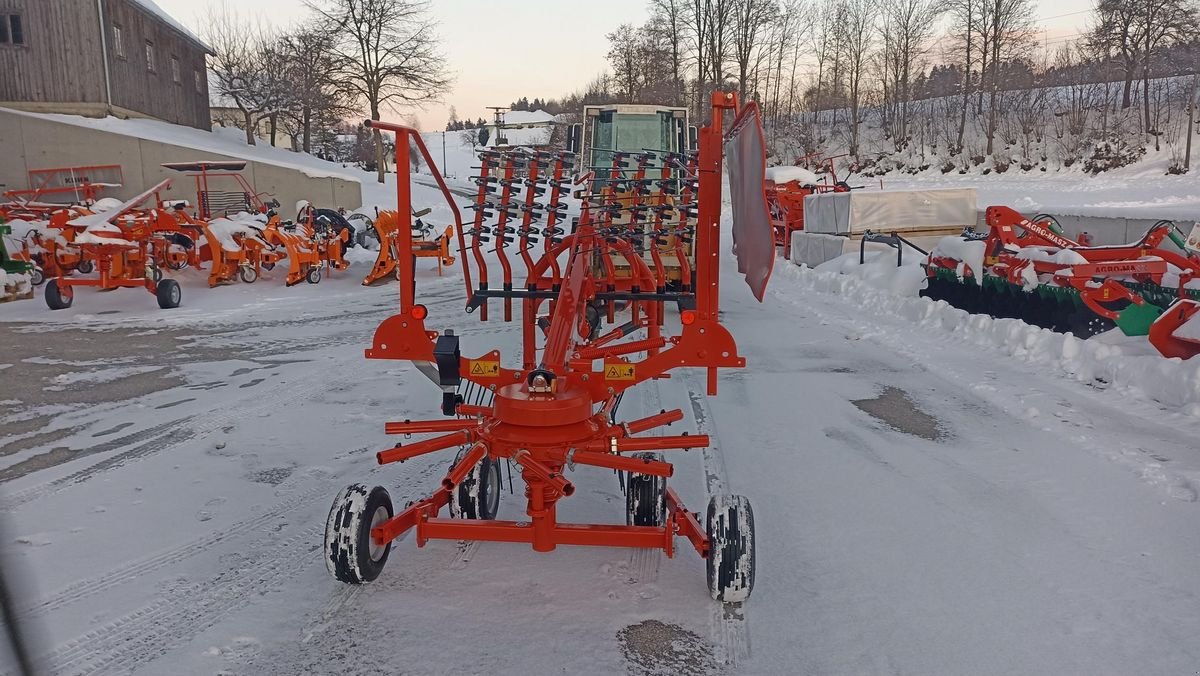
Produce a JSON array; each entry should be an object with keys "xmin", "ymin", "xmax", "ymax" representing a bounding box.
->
[
  {"xmin": 39, "ymin": 449, "xmax": 450, "ymax": 675},
  {"xmin": 18, "ymin": 468, "xmax": 333, "ymax": 618},
  {"xmin": 2, "ymin": 350, "xmax": 377, "ymax": 512},
  {"xmin": 627, "ymin": 377, "xmax": 664, "ymax": 584},
  {"xmin": 682, "ymin": 369, "xmax": 752, "ymax": 667},
  {"xmin": 43, "ymin": 524, "xmax": 324, "ymax": 676}
]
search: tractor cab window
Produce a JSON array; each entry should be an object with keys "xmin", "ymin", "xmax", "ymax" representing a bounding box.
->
[{"xmin": 589, "ymin": 112, "xmax": 675, "ymax": 171}]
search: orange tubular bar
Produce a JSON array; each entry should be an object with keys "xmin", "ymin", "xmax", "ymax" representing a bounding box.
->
[
  {"xmin": 623, "ymin": 408, "xmax": 685, "ymax": 435},
  {"xmin": 570, "ymin": 450, "xmax": 674, "ymax": 477},
  {"xmin": 376, "ymin": 430, "xmax": 473, "ymax": 465},
  {"xmin": 579, "ymin": 434, "xmax": 710, "ymax": 453},
  {"xmin": 455, "ymin": 404, "xmax": 494, "ymax": 417},
  {"xmin": 441, "ymin": 443, "xmax": 488, "ymax": 490},
  {"xmin": 385, "ymin": 419, "xmax": 479, "ymax": 435},
  {"xmin": 417, "ymin": 519, "xmax": 672, "ymax": 552},
  {"xmin": 667, "ymin": 488, "xmax": 708, "ymax": 557},
  {"xmin": 512, "ymin": 450, "xmax": 575, "ymax": 497}
]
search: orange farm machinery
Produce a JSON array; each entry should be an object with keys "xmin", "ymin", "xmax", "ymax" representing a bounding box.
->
[
  {"xmin": 43, "ymin": 180, "xmax": 187, "ymax": 310},
  {"xmin": 362, "ymin": 208, "xmax": 455, "ymax": 285},
  {"xmin": 921, "ymin": 206, "xmax": 1200, "ymax": 359},
  {"xmin": 765, "ymin": 155, "xmax": 852, "ymax": 259},
  {"xmin": 323, "ymin": 91, "xmax": 775, "ymax": 602}
]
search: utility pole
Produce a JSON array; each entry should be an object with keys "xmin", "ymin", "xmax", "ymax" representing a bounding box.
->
[{"xmin": 441, "ymin": 130, "xmax": 447, "ymax": 177}]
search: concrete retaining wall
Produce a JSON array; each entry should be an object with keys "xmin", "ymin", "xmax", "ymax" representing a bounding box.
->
[{"xmin": 0, "ymin": 108, "xmax": 361, "ymax": 214}]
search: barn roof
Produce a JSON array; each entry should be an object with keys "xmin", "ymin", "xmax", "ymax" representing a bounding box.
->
[{"xmin": 128, "ymin": 0, "xmax": 215, "ymax": 55}]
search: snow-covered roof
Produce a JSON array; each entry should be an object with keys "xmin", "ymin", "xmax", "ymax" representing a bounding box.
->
[
  {"xmin": 128, "ymin": 0, "xmax": 215, "ymax": 55},
  {"xmin": 502, "ymin": 110, "xmax": 556, "ymax": 126},
  {"xmin": 0, "ymin": 106, "xmax": 362, "ymax": 183}
]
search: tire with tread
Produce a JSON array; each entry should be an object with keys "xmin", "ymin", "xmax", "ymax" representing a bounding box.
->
[
  {"xmin": 325, "ymin": 484, "xmax": 393, "ymax": 584},
  {"xmin": 155, "ymin": 278, "xmax": 181, "ymax": 309},
  {"xmin": 706, "ymin": 494, "xmax": 756, "ymax": 603},
  {"xmin": 626, "ymin": 452, "xmax": 666, "ymax": 526},
  {"xmin": 75, "ymin": 259, "xmax": 94, "ymax": 274},
  {"xmin": 30, "ymin": 268, "xmax": 45, "ymax": 287},
  {"xmin": 239, "ymin": 266, "xmax": 258, "ymax": 284},
  {"xmin": 45, "ymin": 278, "xmax": 72, "ymax": 310},
  {"xmin": 306, "ymin": 266, "xmax": 322, "ymax": 285},
  {"xmin": 451, "ymin": 451, "xmax": 501, "ymax": 520}
]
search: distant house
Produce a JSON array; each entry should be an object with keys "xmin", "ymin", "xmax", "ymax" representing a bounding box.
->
[
  {"xmin": 488, "ymin": 110, "xmax": 557, "ymax": 148},
  {"xmin": 0, "ymin": 0, "xmax": 214, "ymax": 130},
  {"xmin": 209, "ymin": 79, "xmax": 297, "ymax": 150}
]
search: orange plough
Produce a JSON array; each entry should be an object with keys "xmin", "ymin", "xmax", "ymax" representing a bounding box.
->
[{"xmin": 362, "ymin": 209, "xmax": 455, "ymax": 286}]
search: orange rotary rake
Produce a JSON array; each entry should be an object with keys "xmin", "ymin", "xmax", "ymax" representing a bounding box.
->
[{"xmin": 324, "ymin": 92, "xmax": 774, "ymax": 602}]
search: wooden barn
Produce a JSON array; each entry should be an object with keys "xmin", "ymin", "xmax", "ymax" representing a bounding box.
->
[{"xmin": 0, "ymin": 0, "xmax": 213, "ymax": 130}]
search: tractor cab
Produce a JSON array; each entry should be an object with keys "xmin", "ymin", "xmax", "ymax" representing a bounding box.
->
[
  {"xmin": 567, "ymin": 105, "xmax": 699, "ymax": 289},
  {"xmin": 568, "ymin": 104, "xmax": 696, "ymax": 182}
]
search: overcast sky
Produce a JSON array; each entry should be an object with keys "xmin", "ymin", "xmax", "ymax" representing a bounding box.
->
[{"xmin": 154, "ymin": 0, "xmax": 1095, "ymax": 131}]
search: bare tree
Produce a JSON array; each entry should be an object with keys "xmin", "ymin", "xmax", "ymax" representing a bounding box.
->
[
  {"xmin": 1086, "ymin": 0, "xmax": 1144, "ymax": 109},
  {"xmin": 311, "ymin": 0, "xmax": 452, "ymax": 183},
  {"xmin": 650, "ymin": 0, "xmax": 688, "ymax": 105},
  {"xmin": 202, "ymin": 4, "xmax": 282, "ymax": 146},
  {"xmin": 731, "ymin": 0, "xmax": 778, "ymax": 102},
  {"xmin": 947, "ymin": 0, "xmax": 978, "ymax": 154},
  {"xmin": 278, "ymin": 26, "xmax": 353, "ymax": 153},
  {"xmin": 841, "ymin": 0, "xmax": 878, "ymax": 159},
  {"xmin": 607, "ymin": 23, "xmax": 644, "ymax": 102},
  {"xmin": 879, "ymin": 0, "xmax": 943, "ymax": 148},
  {"xmin": 1136, "ymin": 0, "xmax": 1199, "ymax": 137},
  {"xmin": 981, "ymin": 0, "xmax": 1034, "ymax": 155}
]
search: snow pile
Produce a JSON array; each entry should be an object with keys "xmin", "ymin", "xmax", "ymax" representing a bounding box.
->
[
  {"xmin": 0, "ymin": 269, "xmax": 32, "ymax": 295},
  {"xmin": 93, "ymin": 197, "xmax": 124, "ymax": 212},
  {"xmin": 5, "ymin": 218, "xmax": 69, "ymax": 252},
  {"xmin": 1176, "ymin": 311, "xmax": 1200, "ymax": 341},
  {"xmin": 1015, "ymin": 246, "xmax": 1089, "ymax": 266},
  {"xmin": 931, "ymin": 236, "xmax": 986, "ymax": 279},
  {"xmin": 784, "ymin": 263, "xmax": 1200, "ymax": 411},
  {"xmin": 813, "ymin": 250, "xmax": 927, "ymax": 297},
  {"xmin": 765, "ymin": 166, "xmax": 820, "ymax": 185},
  {"xmin": 207, "ymin": 213, "xmax": 266, "ymax": 252}
]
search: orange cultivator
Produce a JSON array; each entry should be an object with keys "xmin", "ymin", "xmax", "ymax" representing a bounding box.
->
[
  {"xmin": 362, "ymin": 209, "xmax": 455, "ymax": 285},
  {"xmin": 324, "ymin": 92, "xmax": 773, "ymax": 602}
]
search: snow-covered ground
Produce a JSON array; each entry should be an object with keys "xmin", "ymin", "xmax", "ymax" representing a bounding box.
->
[{"xmin": 3, "ymin": 169, "xmax": 1200, "ymax": 673}]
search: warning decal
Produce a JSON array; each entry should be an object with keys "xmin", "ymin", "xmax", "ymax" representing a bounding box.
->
[
  {"xmin": 604, "ymin": 364, "xmax": 636, "ymax": 381},
  {"xmin": 469, "ymin": 360, "xmax": 500, "ymax": 377}
]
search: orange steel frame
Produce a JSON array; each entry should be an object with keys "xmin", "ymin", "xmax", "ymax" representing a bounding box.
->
[
  {"xmin": 3, "ymin": 164, "xmax": 124, "ymax": 207},
  {"xmin": 361, "ymin": 92, "xmax": 751, "ymax": 559}
]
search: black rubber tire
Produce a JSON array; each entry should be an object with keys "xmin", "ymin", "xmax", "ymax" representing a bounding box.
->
[
  {"xmin": 306, "ymin": 266, "xmax": 322, "ymax": 285},
  {"xmin": 30, "ymin": 268, "xmax": 45, "ymax": 287},
  {"xmin": 75, "ymin": 259, "xmax": 94, "ymax": 274},
  {"xmin": 239, "ymin": 266, "xmax": 258, "ymax": 284},
  {"xmin": 453, "ymin": 453, "xmax": 501, "ymax": 520},
  {"xmin": 706, "ymin": 495, "xmax": 756, "ymax": 603},
  {"xmin": 155, "ymin": 278, "xmax": 181, "ymax": 309},
  {"xmin": 45, "ymin": 278, "xmax": 72, "ymax": 310},
  {"xmin": 625, "ymin": 452, "xmax": 665, "ymax": 526},
  {"xmin": 325, "ymin": 484, "xmax": 394, "ymax": 584}
]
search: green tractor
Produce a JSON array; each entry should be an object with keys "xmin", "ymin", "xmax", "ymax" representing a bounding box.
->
[{"xmin": 1, "ymin": 222, "xmax": 38, "ymax": 301}]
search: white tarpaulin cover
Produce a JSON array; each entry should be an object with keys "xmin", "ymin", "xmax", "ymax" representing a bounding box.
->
[{"xmin": 804, "ymin": 188, "xmax": 977, "ymax": 235}]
